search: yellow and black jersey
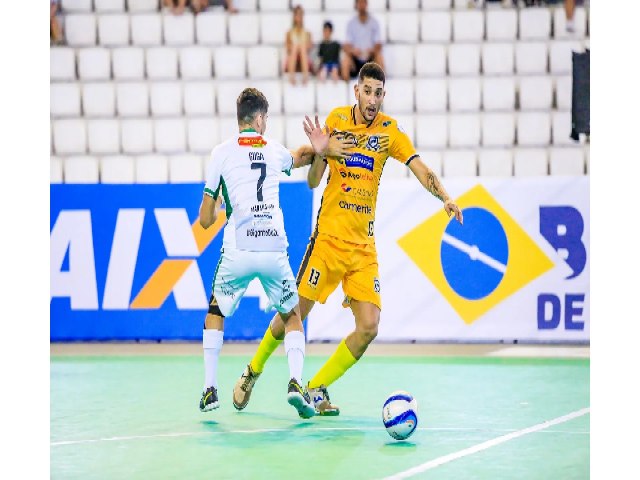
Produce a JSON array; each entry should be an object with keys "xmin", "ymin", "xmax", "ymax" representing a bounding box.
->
[{"xmin": 315, "ymin": 105, "xmax": 418, "ymax": 245}]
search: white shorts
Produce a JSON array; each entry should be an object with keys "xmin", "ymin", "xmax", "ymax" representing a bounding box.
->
[{"xmin": 209, "ymin": 248, "xmax": 299, "ymax": 317}]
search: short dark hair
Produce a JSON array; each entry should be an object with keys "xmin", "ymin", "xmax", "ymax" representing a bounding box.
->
[
  {"xmin": 323, "ymin": 21, "xmax": 333, "ymax": 31},
  {"xmin": 358, "ymin": 62, "xmax": 385, "ymax": 85},
  {"xmin": 236, "ymin": 88, "xmax": 269, "ymax": 125}
]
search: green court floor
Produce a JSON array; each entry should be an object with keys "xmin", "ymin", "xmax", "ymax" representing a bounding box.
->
[{"xmin": 51, "ymin": 352, "xmax": 589, "ymax": 479}]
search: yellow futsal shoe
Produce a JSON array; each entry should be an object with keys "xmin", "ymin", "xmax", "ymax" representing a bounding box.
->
[
  {"xmin": 233, "ymin": 364, "xmax": 261, "ymax": 410},
  {"xmin": 306, "ymin": 384, "xmax": 340, "ymax": 416}
]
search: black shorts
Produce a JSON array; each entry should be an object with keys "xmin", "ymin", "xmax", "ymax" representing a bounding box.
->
[{"xmin": 350, "ymin": 54, "xmax": 375, "ymax": 78}]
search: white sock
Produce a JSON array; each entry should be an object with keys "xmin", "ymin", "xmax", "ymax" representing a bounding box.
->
[
  {"xmin": 284, "ymin": 330, "xmax": 306, "ymax": 384},
  {"xmin": 203, "ymin": 329, "xmax": 224, "ymax": 390}
]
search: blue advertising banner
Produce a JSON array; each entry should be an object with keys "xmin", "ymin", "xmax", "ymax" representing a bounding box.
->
[{"xmin": 50, "ymin": 183, "xmax": 313, "ymax": 341}]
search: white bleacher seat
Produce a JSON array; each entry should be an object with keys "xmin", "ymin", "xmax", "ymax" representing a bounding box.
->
[
  {"xmin": 417, "ymin": 151, "xmax": 443, "ymax": 177},
  {"xmin": 448, "ymin": 44, "xmax": 481, "ymax": 76},
  {"xmin": 131, "ymin": 13, "xmax": 162, "ymax": 46},
  {"xmin": 228, "ymin": 14, "xmax": 260, "ymax": 46},
  {"xmin": 146, "ymin": 47, "xmax": 179, "ymax": 79},
  {"xmin": 449, "ymin": 113, "xmax": 481, "ymax": 148},
  {"xmin": 415, "ymin": 44, "xmax": 447, "ymax": 77},
  {"xmin": 381, "ymin": 158, "xmax": 409, "ymax": 179},
  {"xmin": 478, "ymin": 149, "xmax": 513, "ymax": 177},
  {"xmin": 179, "ymin": 47, "xmax": 212, "ymax": 79},
  {"xmin": 169, "ymin": 154, "xmax": 203, "ymax": 183},
  {"xmin": 187, "ymin": 118, "xmax": 219, "ymax": 154},
  {"xmin": 51, "ymin": 156, "xmax": 64, "ymax": 184},
  {"xmin": 481, "ymin": 43, "xmax": 514, "ymax": 75},
  {"xmin": 215, "ymin": 81, "xmax": 242, "ymax": 115},
  {"xmin": 389, "ymin": 0, "xmax": 420, "ymax": 10},
  {"xmin": 415, "ymin": 78, "xmax": 447, "ymax": 112},
  {"xmin": 97, "ymin": 14, "xmax": 130, "ymax": 46},
  {"xmin": 218, "ymin": 116, "xmax": 238, "ymax": 140},
  {"xmin": 554, "ymin": 75, "xmax": 572, "ymax": 110},
  {"xmin": 150, "ymin": 82, "xmax": 183, "ymax": 116},
  {"xmin": 518, "ymin": 76, "xmax": 553, "ymax": 110},
  {"xmin": 382, "ymin": 79, "xmax": 415, "ymax": 114},
  {"xmin": 163, "ymin": 11, "xmax": 195, "ymax": 45},
  {"xmin": 61, "ymin": 0, "xmax": 92, "ymax": 11},
  {"xmin": 112, "ymin": 47, "xmax": 145, "ymax": 79},
  {"xmin": 371, "ymin": 0, "xmax": 390, "ymax": 10},
  {"xmin": 388, "ymin": 12, "xmax": 419, "ymax": 44},
  {"xmin": 259, "ymin": 13, "xmax": 290, "ymax": 45},
  {"xmin": 51, "ymin": 48, "xmax": 76, "ymax": 81},
  {"xmin": 393, "ymin": 115, "xmax": 416, "ymax": 145},
  {"xmin": 323, "ymin": 0, "xmax": 353, "ymax": 11},
  {"xmin": 95, "ymin": 0, "xmax": 125, "ymax": 12},
  {"xmin": 233, "ymin": 0, "xmax": 258, "ymax": 10},
  {"xmin": 116, "ymin": 82, "xmax": 149, "ymax": 116},
  {"xmin": 51, "ymin": 83, "xmax": 82, "ymax": 117},
  {"xmin": 136, "ymin": 155, "xmax": 169, "ymax": 183},
  {"xmin": 183, "ymin": 82, "xmax": 215, "ymax": 115},
  {"xmin": 553, "ymin": 7, "xmax": 587, "ymax": 39},
  {"xmin": 127, "ymin": 0, "xmax": 160, "ymax": 12},
  {"xmin": 100, "ymin": 155, "xmax": 136, "ymax": 183},
  {"xmin": 329, "ymin": 13, "xmax": 354, "ymax": 45},
  {"xmin": 482, "ymin": 77, "xmax": 516, "ymax": 111},
  {"xmin": 384, "ymin": 44, "xmax": 415, "ymax": 77},
  {"xmin": 87, "ymin": 119, "xmax": 120, "ymax": 154},
  {"xmin": 247, "ymin": 46, "xmax": 280, "ymax": 79},
  {"xmin": 154, "ymin": 118, "xmax": 187, "ymax": 153},
  {"xmin": 53, "ymin": 118, "xmax": 87, "ymax": 154},
  {"xmin": 415, "ymin": 114, "xmax": 447, "ymax": 149},
  {"xmin": 213, "ymin": 47, "xmax": 246, "ymax": 79},
  {"xmin": 513, "ymin": 148, "xmax": 548, "ymax": 176},
  {"xmin": 285, "ymin": 116, "xmax": 309, "ymax": 148},
  {"xmin": 316, "ymin": 82, "xmax": 349, "ymax": 116},
  {"xmin": 423, "ymin": 0, "xmax": 451, "ymax": 8},
  {"xmin": 519, "ymin": 7, "xmax": 551, "ymax": 40},
  {"xmin": 549, "ymin": 40, "xmax": 582, "ymax": 75},
  {"xmin": 295, "ymin": 0, "xmax": 322, "ymax": 11},
  {"xmin": 443, "ymin": 150, "xmax": 477, "ymax": 178},
  {"xmin": 283, "ymin": 83, "xmax": 316, "ymax": 114},
  {"xmin": 258, "ymin": 0, "xmax": 289, "ymax": 11},
  {"xmin": 264, "ymin": 115, "xmax": 285, "ymax": 145},
  {"xmin": 65, "ymin": 14, "xmax": 97, "ymax": 46},
  {"xmin": 64, "ymin": 156, "xmax": 100, "ymax": 183},
  {"xmin": 515, "ymin": 42, "xmax": 548, "ymax": 74},
  {"xmin": 420, "ymin": 11, "xmax": 451, "ymax": 43},
  {"xmin": 551, "ymin": 110, "xmax": 575, "ymax": 146},
  {"xmin": 486, "ymin": 9, "xmax": 517, "ymax": 41},
  {"xmin": 517, "ymin": 112, "xmax": 551, "ymax": 147},
  {"xmin": 448, "ymin": 77, "xmax": 481, "ymax": 112},
  {"xmin": 82, "ymin": 82, "xmax": 116, "ymax": 117},
  {"xmin": 452, "ymin": 10, "xmax": 484, "ymax": 42},
  {"xmin": 252, "ymin": 80, "xmax": 284, "ymax": 114},
  {"xmin": 482, "ymin": 113, "xmax": 515, "ymax": 147},
  {"xmin": 452, "ymin": 0, "xmax": 471, "ymax": 7},
  {"xmin": 549, "ymin": 147, "xmax": 584, "ymax": 175},
  {"xmin": 77, "ymin": 48, "xmax": 111, "ymax": 80},
  {"xmin": 195, "ymin": 12, "xmax": 227, "ymax": 45},
  {"xmin": 121, "ymin": 118, "xmax": 154, "ymax": 153}
]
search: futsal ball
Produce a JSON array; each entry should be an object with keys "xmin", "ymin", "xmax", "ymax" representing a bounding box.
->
[{"xmin": 382, "ymin": 390, "xmax": 418, "ymax": 441}]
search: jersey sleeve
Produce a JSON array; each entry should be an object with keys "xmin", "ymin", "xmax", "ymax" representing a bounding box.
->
[
  {"xmin": 389, "ymin": 120, "xmax": 419, "ymax": 166},
  {"xmin": 276, "ymin": 143, "xmax": 294, "ymax": 176},
  {"xmin": 203, "ymin": 147, "xmax": 223, "ymax": 199}
]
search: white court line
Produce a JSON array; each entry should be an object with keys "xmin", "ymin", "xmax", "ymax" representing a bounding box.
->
[
  {"xmin": 51, "ymin": 423, "xmax": 589, "ymax": 447},
  {"xmin": 382, "ymin": 407, "xmax": 590, "ymax": 480}
]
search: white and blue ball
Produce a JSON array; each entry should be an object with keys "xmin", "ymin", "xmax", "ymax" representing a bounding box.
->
[{"xmin": 382, "ymin": 390, "xmax": 418, "ymax": 441}]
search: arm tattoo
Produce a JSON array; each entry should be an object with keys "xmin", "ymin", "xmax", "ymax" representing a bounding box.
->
[{"xmin": 424, "ymin": 169, "xmax": 448, "ymax": 203}]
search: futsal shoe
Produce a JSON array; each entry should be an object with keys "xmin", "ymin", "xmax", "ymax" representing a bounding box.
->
[
  {"xmin": 199, "ymin": 386, "xmax": 220, "ymax": 412},
  {"xmin": 306, "ymin": 384, "xmax": 340, "ymax": 416},
  {"xmin": 287, "ymin": 378, "xmax": 316, "ymax": 419},
  {"xmin": 233, "ymin": 364, "xmax": 261, "ymax": 410}
]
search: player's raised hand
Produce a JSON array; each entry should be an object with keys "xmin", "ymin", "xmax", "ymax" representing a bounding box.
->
[
  {"xmin": 303, "ymin": 115, "xmax": 329, "ymax": 155},
  {"xmin": 444, "ymin": 199, "xmax": 463, "ymax": 225}
]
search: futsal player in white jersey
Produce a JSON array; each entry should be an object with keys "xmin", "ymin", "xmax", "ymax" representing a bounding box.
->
[{"xmin": 198, "ymin": 88, "xmax": 348, "ymax": 418}]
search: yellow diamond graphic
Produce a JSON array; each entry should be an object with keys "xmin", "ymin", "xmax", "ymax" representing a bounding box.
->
[{"xmin": 397, "ymin": 185, "xmax": 554, "ymax": 324}]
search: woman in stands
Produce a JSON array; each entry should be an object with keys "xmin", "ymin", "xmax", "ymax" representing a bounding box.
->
[{"xmin": 284, "ymin": 5, "xmax": 314, "ymax": 86}]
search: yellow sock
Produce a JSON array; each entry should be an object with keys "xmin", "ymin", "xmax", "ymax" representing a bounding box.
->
[
  {"xmin": 249, "ymin": 326, "xmax": 282, "ymax": 374},
  {"xmin": 308, "ymin": 339, "xmax": 357, "ymax": 389}
]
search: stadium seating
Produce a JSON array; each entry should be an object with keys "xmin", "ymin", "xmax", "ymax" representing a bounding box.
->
[{"xmin": 49, "ymin": 1, "xmax": 590, "ymax": 182}]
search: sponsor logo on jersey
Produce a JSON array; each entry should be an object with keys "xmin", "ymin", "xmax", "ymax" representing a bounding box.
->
[
  {"xmin": 338, "ymin": 200, "xmax": 372, "ymax": 215},
  {"xmin": 247, "ymin": 228, "xmax": 279, "ymax": 238},
  {"xmin": 280, "ymin": 280, "xmax": 295, "ymax": 306},
  {"xmin": 345, "ymin": 153, "xmax": 374, "ymax": 171},
  {"xmin": 382, "ymin": 120, "xmax": 392, "ymax": 127},
  {"xmin": 365, "ymin": 135, "xmax": 380, "ymax": 152},
  {"xmin": 340, "ymin": 183, "xmax": 374, "ymax": 198},
  {"xmin": 238, "ymin": 136, "xmax": 267, "ymax": 148},
  {"xmin": 341, "ymin": 183, "xmax": 352, "ymax": 192},
  {"xmin": 338, "ymin": 168, "xmax": 374, "ymax": 182},
  {"xmin": 251, "ymin": 203, "xmax": 275, "ymax": 213}
]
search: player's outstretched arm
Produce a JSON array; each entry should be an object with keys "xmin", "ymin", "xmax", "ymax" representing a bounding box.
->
[
  {"xmin": 199, "ymin": 194, "xmax": 218, "ymax": 229},
  {"xmin": 290, "ymin": 144, "xmax": 316, "ymax": 169},
  {"xmin": 307, "ymin": 153, "xmax": 327, "ymax": 188},
  {"xmin": 408, "ymin": 157, "xmax": 463, "ymax": 225}
]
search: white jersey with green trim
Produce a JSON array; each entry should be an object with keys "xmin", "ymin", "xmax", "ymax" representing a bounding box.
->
[{"xmin": 204, "ymin": 130, "xmax": 294, "ymax": 252}]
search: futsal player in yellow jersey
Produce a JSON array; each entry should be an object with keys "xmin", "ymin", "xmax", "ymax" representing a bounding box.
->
[{"xmin": 233, "ymin": 62, "xmax": 463, "ymax": 415}]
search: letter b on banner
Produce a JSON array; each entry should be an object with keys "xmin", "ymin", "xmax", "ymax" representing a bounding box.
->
[{"xmin": 539, "ymin": 206, "xmax": 586, "ymax": 279}]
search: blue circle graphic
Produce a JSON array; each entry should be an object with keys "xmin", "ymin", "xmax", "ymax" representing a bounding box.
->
[{"xmin": 441, "ymin": 207, "xmax": 509, "ymax": 300}]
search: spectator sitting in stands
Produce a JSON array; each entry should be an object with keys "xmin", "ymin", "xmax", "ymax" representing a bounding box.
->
[
  {"xmin": 203, "ymin": 0, "xmax": 238, "ymax": 14},
  {"xmin": 50, "ymin": 0, "xmax": 64, "ymax": 45},
  {"xmin": 340, "ymin": 0, "xmax": 384, "ymax": 81},
  {"xmin": 317, "ymin": 21, "xmax": 341, "ymax": 83},
  {"xmin": 284, "ymin": 5, "xmax": 313, "ymax": 86}
]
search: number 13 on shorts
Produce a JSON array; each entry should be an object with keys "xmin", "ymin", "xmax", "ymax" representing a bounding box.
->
[{"xmin": 307, "ymin": 267, "xmax": 321, "ymax": 288}]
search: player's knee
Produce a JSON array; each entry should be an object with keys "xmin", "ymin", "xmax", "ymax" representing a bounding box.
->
[{"xmin": 359, "ymin": 323, "xmax": 378, "ymax": 344}]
